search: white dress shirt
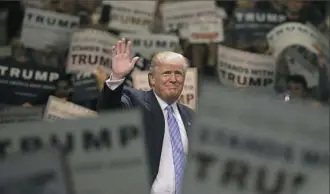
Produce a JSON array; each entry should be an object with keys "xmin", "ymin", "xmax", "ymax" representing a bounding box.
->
[{"xmin": 105, "ymin": 78, "xmax": 188, "ymax": 194}]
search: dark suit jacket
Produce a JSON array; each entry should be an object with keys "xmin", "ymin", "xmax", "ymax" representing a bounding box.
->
[{"xmin": 97, "ymin": 82, "xmax": 194, "ymax": 185}]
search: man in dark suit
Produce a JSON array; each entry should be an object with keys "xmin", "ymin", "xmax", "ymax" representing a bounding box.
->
[{"xmin": 97, "ymin": 38, "xmax": 194, "ymax": 194}]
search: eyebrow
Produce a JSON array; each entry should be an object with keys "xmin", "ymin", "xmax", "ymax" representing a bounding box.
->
[{"xmin": 160, "ymin": 69, "xmax": 184, "ymax": 73}]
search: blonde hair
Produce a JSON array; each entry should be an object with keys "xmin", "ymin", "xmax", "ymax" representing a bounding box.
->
[
  {"xmin": 148, "ymin": 51, "xmax": 189, "ymax": 87},
  {"xmin": 149, "ymin": 51, "xmax": 189, "ymax": 74}
]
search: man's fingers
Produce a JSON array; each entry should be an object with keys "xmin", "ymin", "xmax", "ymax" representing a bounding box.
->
[
  {"xmin": 120, "ymin": 38, "xmax": 126, "ymax": 53},
  {"xmin": 111, "ymin": 46, "xmax": 116, "ymax": 57},
  {"xmin": 130, "ymin": 57, "xmax": 140, "ymax": 67},
  {"xmin": 126, "ymin": 40, "xmax": 132, "ymax": 57},
  {"xmin": 116, "ymin": 40, "xmax": 121, "ymax": 55}
]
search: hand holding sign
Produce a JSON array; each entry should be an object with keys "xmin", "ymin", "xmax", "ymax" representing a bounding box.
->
[{"xmin": 111, "ymin": 38, "xmax": 140, "ymax": 80}]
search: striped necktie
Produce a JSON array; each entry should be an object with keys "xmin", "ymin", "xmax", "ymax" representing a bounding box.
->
[{"xmin": 165, "ymin": 105, "xmax": 186, "ymax": 194}]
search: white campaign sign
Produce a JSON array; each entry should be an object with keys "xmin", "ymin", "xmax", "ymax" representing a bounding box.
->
[
  {"xmin": 132, "ymin": 68, "xmax": 198, "ymax": 110},
  {"xmin": 217, "ymin": 45, "xmax": 276, "ymax": 88},
  {"xmin": 183, "ymin": 82, "xmax": 329, "ymax": 194},
  {"xmin": 43, "ymin": 96, "xmax": 98, "ymax": 121},
  {"xmin": 305, "ymin": 22, "xmax": 330, "ymax": 61},
  {"xmin": 0, "ymin": 106, "xmax": 43, "ymax": 125},
  {"xmin": 267, "ymin": 22, "xmax": 327, "ymax": 88},
  {"xmin": 20, "ymin": 8, "xmax": 79, "ymax": 50},
  {"xmin": 103, "ymin": 1, "xmax": 156, "ymax": 32},
  {"xmin": 161, "ymin": 1, "xmax": 226, "ymax": 39},
  {"xmin": 0, "ymin": 148, "xmax": 72, "ymax": 194},
  {"xmin": 23, "ymin": 0, "xmax": 49, "ymax": 9},
  {"xmin": 66, "ymin": 29, "xmax": 118, "ymax": 74},
  {"xmin": 0, "ymin": 109, "xmax": 149, "ymax": 194},
  {"xmin": 121, "ymin": 33, "xmax": 179, "ymax": 60},
  {"xmin": 267, "ymin": 22, "xmax": 322, "ymax": 57},
  {"xmin": 284, "ymin": 47, "xmax": 319, "ymax": 87},
  {"xmin": 300, "ymin": 174, "xmax": 329, "ymax": 194},
  {"xmin": 188, "ymin": 16, "xmax": 224, "ymax": 43}
]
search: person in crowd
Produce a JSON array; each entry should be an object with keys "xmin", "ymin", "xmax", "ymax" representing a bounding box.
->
[
  {"xmin": 278, "ymin": 49, "xmax": 329, "ymax": 103},
  {"xmin": 284, "ymin": 0, "xmax": 325, "ymax": 26},
  {"xmin": 52, "ymin": 75, "xmax": 74, "ymax": 101},
  {"xmin": 0, "ymin": 1, "xmax": 23, "ymax": 45},
  {"xmin": 285, "ymin": 74, "xmax": 308, "ymax": 99},
  {"xmin": 97, "ymin": 38, "xmax": 194, "ymax": 194},
  {"xmin": 11, "ymin": 39, "xmax": 28, "ymax": 62},
  {"xmin": 316, "ymin": 55, "xmax": 330, "ymax": 103},
  {"xmin": 72, "ymin": 68, "xmax": 108, "ymax": 111},
  {"xmin": 283, "ymin": 66, "xmax": 329, "ymax": 104},
  {"xmin": 18, "ymin": 74, "xmax": 74, "ymax": 107}
]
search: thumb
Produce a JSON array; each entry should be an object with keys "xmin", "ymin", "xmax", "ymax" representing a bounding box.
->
[{"xmin": 130, "ymin": 57, "xmax": 140, "ymax": 67}]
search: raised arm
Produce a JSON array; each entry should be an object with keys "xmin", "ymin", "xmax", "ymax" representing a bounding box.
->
[{"xmin": 97, "ymin": 38, "xmax": 139, "ymax": 111}]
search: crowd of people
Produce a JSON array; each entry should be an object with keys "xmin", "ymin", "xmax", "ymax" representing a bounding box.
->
[
  {"xmin": 0, "ymin": 1, "xmax": 329, "ymax": 194},
  {"xmin": 0, "ymin": 0, "xmax": 329, "ymax": 110}
]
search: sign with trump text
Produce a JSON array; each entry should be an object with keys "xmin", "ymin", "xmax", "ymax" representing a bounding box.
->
[
  {"xmin": 66, "ymin": 29, "xmax": 119, "ymax": 74},
  {"xmin": 0, "ymin": 148, "xmax": 72, "ymax": 194},
  {"xmin": 0, "ymin": 109, "xmax": 150, "ymax": 194},
  {"xmin": 0, "ymin": 106, "xmax": 43, "ymax": 125},
  {"xmin": 103, "ymin": 1, "xmax": 156, "ymax": 32},
  {"xmin": 267, "ymin": 22, "xmax": 329, "ymax": 58},
  {"xmin": 161, "ymin": 1, "xmax": 226, "ymax": 38},
  {"xmin": 182, "ymin": 81, "xmax": 329, "ymax": 194},
  {"xmin": 217, "ymin": 45, "xmax": 276, "ymax": 88},
  {"xmin": 43, "ymin": 95, "xmax": 98, "ymax": 121},
  {"xmin": 20, "ymin": 8, "xmax": 79, "ymax": 50}
]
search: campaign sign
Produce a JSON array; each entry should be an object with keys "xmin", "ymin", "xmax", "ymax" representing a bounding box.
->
[
  {"xmin": 0, "ymin": 57, "xmax": 62, "ymax": 105},
  {"xmin": 71, "ymin": 72, "xmax": 100, "ymax": 102},
  {"xmin": 183, "ymin": 81, "xmax": 329, "ymax": 194},
  {"xmin": 43, "ymin": 95, "xmax": 97, "ymax": 121},
  {"xmin": 0, "ymin": 109, "xmax": 150, "ymax": 194},
  {"xmin": 0, "ymin": 147, "xmax": 73, "ymax": 194}
]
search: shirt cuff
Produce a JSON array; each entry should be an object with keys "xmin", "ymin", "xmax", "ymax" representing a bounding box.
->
[{"xmin": 105, "ymin": 77, "xmax": 125, "ymax": 90}]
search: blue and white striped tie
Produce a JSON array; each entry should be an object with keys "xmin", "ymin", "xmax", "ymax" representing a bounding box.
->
[{"xmin": 166, "ymin": 105, "xmax": 186, "ymax": 194}]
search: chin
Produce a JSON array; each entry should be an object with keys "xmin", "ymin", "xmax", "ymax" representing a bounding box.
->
[
  {"xmin": 167, "ymin": 90, "xmax": 180, "ymax": 95},
  {"xmin": 163, "ymin": 93, "xmax": 178, "ymax": 101}
]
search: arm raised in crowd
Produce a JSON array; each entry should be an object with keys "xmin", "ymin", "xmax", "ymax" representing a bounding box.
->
[
  {"xmin": 97, "ymin": 39, "xmax": 139, "ymax": 111},
  {"xmin": 316, "ymin": 56, "xmax": 329, "ymax": 103}
]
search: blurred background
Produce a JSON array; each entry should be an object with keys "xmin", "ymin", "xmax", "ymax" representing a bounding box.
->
[
  {"xmin": 0, "ymin": 0, "xmax": 329, "ymax": 111},
  {"xmin": 0, "ymin": 1, "xmax": 329, "ymax": 194}
]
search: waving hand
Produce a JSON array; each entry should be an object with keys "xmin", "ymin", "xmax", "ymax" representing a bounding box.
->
[{"xmin": 111, "ymin": 38, "xmax": 140, "ymax": 80}]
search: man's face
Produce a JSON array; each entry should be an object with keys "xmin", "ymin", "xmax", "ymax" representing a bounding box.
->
[
  {"xmin": 150, "ymin": 60, "xmax": 186, "ymax": 104},
  {"xmin": 55, "ymin": 80, "xmax": 72, "ymax": 99},
  {"xmin": 287, "ymin": 81, "xmax": 306, "ymax": 98}
]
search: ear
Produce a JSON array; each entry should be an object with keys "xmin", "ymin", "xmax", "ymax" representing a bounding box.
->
[{"xmin": 148, "ymin": 73, "xmax": 155, "ymax": 88}]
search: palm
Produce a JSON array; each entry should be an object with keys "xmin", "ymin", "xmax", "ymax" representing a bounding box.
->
[
  {"xmin": 111, "ymin": 38, "xmax": 139, "ymax": 79},
  {"xmin": 112, "ymin": 53, "xmax": 132, "ymax": 76}
]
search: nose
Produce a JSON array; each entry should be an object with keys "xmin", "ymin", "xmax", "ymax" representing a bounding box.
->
[{"xmin": 169, "ymin": 73, "xmax": 176, "ymax": 82}]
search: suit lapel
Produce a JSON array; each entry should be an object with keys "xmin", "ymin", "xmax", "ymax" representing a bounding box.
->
[
  {"xmin": 143, "ymin": 91, "xmax": 193, "ymax": 182},
  {"xmin": 145, "ymin": 91, "xmax": 191, "ymax": 131},
  {"xmin": 144, "ymin": 90, "xmax": 164, "ymax": 126},
  {"xmin": 177, "ymin": 104, "xmax": 192, "ymax": 133},
  {"xmin": 144, "ymin": 91, "xmax": 165, "ymax": 181}
]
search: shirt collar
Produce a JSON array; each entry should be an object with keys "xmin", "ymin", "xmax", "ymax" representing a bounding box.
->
[{"xmin": 153, "ymin": 91, "xmax": 177, "ymax": 111}]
